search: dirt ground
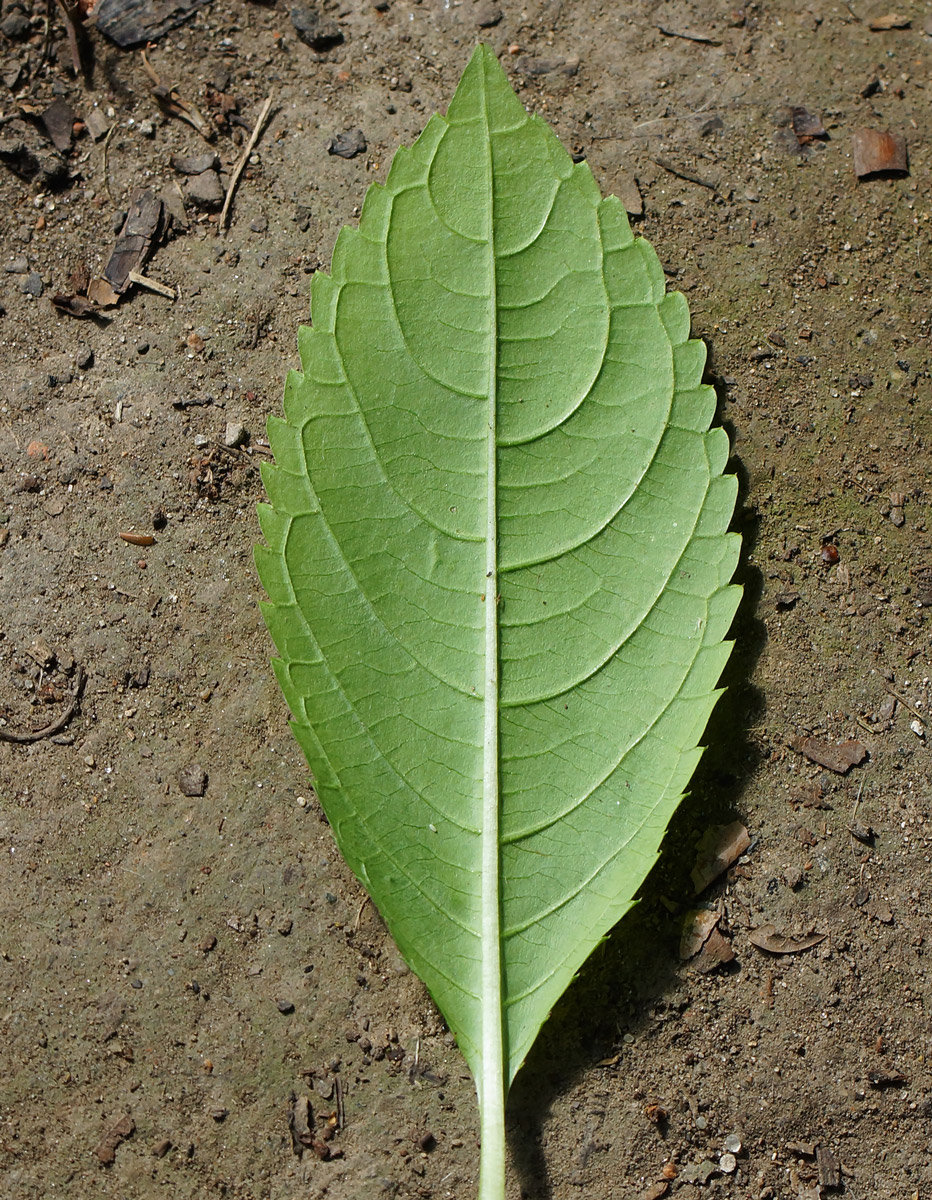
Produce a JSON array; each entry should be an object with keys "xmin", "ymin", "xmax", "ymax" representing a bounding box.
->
[{"xmin": 0, "ymin": 1, "xmax": 930, "ymax": 1197}]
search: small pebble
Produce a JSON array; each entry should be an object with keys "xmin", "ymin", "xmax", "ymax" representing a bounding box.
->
[
  {"xmin": 198, "ymin": 935, "xmax": 217, "ymax": 952},
  {"xmin": 695, "ymin": 1115, "xmax": 708, "ymax": 1130},
  {"xmin": 208, "ymin": 1106, "xmax": 228, "ymax": 1122},
  {"xmin": 131, "ymin": 979, "xmax": 143, "ymax": 989},
  {"xmin": 76, "ymin": 346, "xmax": 94, "ymax": 369},
  {"xmin": 198, "ymin": 688, "xmax": 212, "ymax": 702},
  {"xmin": 296, "ymin": 795, "xmax": 308, "ymax": 807},
  {"xmin": 724, "ymin": 1134, "xmax": 742, "ymax": 1154},
  {"xmin": 277, "ymin": 999, "xmax": 295, "ymax": 1014},
  {"xmin": 910, "ymin": 719, "xmax": 925, "ymax": 739},
  {"xmin": 186, "ymin": 169, "xmax": 224, "ymax": 209},
  {"xmin": 719, "ymin": 1152, "xmax": 736, "ymax": 1174},
  {"xmin": 21, "ymin": 272, "xmax": 43, "ymax": 297},
  {"xmin": 223, "ymin": 421, "xmax": 249, "ymax": 448},
  {"xmin": 278, "ymin": 918, "xmax": 293, "ymax": 936},
  {"xmin": 178, "ymin": 763, "xmax": 208, "ymax": 796},
  {"xmin": 250, "ymin": 215, "xmax": 268, "ymax": 233},
  {"xmin": 138, "ymin": 120, "xmax": 155, "ymax": 136}
]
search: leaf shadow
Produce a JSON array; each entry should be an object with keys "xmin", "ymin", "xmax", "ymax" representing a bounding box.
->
[{"xmin": 507, "ymin": 436, "xmax": 766, "ymax": 1199}]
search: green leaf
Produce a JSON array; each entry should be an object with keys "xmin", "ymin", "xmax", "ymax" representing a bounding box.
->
[{"xmin": 256, "ymin": 44, "xmax": 740, "ymax": 1198}]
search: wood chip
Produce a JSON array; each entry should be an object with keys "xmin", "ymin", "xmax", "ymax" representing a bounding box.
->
[
  {"xmin": 104, "ymin": 189, "xmax": 169, "ymax": 293},
  {"xmin": 851, "ymin": 127, "xmax": 908, "ymax": 177},
  {"xmin": 867, "ymin": 12, "xmax": 910, "ymax": 30},
  {"xmin": 816, "ymin": 1145, "xmax": 841, "ymax": 1189},
  {"xmin": 791, "ymin": 735, "xmax": 867, "ymax": 774},
  {"xmin": 748, "ymin": 924, "xmax": 827, "ymax": 955},
  {"xmin": 93, "ymin": 0, "xmax": 213, "ymax": 48}
]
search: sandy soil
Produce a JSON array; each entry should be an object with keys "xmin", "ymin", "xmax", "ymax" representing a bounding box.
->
[{"xmin": 0, "ymin": 1, "xmax": 930, "ymax": 1197}]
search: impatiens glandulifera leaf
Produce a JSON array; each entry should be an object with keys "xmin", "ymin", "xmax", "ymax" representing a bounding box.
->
[{"xmin": 256, "ymin": 44, "xmax": 740, "ymax": 1199}]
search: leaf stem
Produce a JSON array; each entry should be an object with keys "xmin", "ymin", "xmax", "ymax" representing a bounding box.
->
[{"xmin": 478, "ymin": 1083, "xmax": 507, "ymax": 1200}]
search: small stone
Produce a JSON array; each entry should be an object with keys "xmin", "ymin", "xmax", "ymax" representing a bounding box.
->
[
  {"xmin": 151, "ymin": 1137, "xmax": 172, "ymax": 1158},
  {"xmin": 327, "ymin": 129, "xmax": 367, "ymax": 159},
  {"xmin": 85, "ymin": 109, "xmax": 110, "ymax": 141},
  {"xmin": 910, "ymin": 719, "xmax": 925, "ymax": 739},
  {"xmin": 250, "ymin": 214, "xmax": 268, "ymax": 233},
  {"xmin": 291, "ymin": 3, "xmax": 343, "ymax": 50},
  {"xmin": 223, "ymin": 421, "xmax": 249, "ymax": 448},
  {"xmin": 171, "ymin": 152, "xmax": 220, "ymax": 175},
  {"xmin": 0, "ymin": 11, "xmax": 30, "ymax": 38},
  {"xmin": 277, "ymin": 999, "xmax": 295, "ymax": 1014},
  {"xmin": 695, "ymin": 1115, "xmax": 708, "ymax": 1130},
  {"xmin": 198, "ymin": 935, "xmax": 217, "ymax": 952},
  {"xmin": 76, "ymin": 346, "xmax": 94, "ymax": 369},
  {"xmin": 21, "ymin": 272, "xmax": 43, "ymax": 297},
  {"xmin": 137, "ymin": 120, "xmax": 155, "ymax": 137},
  {"xmin": 277, "ymin": 917, "xmax": 293, "ymax": 936},
  {"xmin": 178, "ymin": 763, "xmax": 208, "ymax": 796},
  {"xmin": 474, "ymin": 2, "xmax": 503, "ymax": 27},
  {"xmin": 719, "ymin": 1152, "xmax": 736, "ymax": 1173},
  {"xmin": 185, "ymin": 169, "xmax": 224, "ymax": 209},
  {"xmin": 4, "ymin": 256, "xmax": 28, "ymax": 273},
  {"xmin": 723, "ymin": 1134, "xmax": 742, "ymax": 1154},
  {"xmin": 208, "ymin": 1106, "xmax": 228, "ymax": 1122}
]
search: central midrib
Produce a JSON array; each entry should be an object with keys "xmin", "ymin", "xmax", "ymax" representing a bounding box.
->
[{"xmin": 478, "ymin": 54, "xmax": 505, "ymax": 1121}]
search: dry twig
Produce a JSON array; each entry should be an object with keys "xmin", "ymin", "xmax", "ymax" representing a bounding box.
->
[{"xmin": 220, "ymin": 94, "xmax": 275, "ymax": 232}]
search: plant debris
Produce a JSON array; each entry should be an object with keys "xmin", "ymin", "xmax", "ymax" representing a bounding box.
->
[
  {"xmin": 93, "ymin": 0, "xmax": 213, "ymax": 47},
  {"xmin": 791, "ymin": 735, "xmax": 867, "ymax": 774},
  {"xmin": 791, "ymin": 106, "xmax": 827, "ymax": 143},
  {"xmin": 851, "ymin": 127, "xmax": 908, "ymax": 177},
  {"xmin": 679, "ymin": 909, "xmax": 735, "ymax": 972},
  {"xmin": 94, "ymin": 1114, "xmax": 135, "ymax": 1164},
  {"xmin": 691, "ymin": 821, "xmax": 751, "ymax": 893},
  {"xmin": 748, "ymin": 924, "xmax": 827, "ymax": 955}
]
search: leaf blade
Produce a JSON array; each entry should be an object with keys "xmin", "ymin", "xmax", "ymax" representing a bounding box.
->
[{"xmin": 257, "ymin": 43, "xmax": 740, "ymax": 1190}]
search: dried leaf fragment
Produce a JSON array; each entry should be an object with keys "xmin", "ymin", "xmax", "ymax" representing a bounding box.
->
[
  {"xmin": 748, "ymin": 924, "xmax": 826, "ymax": 955},
  {"xmin": 94, "ymin": 1114, "xmax": 135, "ymax": 1164},
  {"xmin": 691, "ymin": 821, "xmax": 750, "ymax": 893},
  {"xmin": 851, "ymin": 127, "xmax": 908, "ymax": 177},
  {"xmin": 791, "ymin": 106, "xmax": 826, "ymax": 143},
  {"xmin": 791, "ymin": 735, "xmax": 867, "ymax": 774},
  {"xmin": 679, "ymin": 909, "xmax": 720, "ymax": 960}
]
